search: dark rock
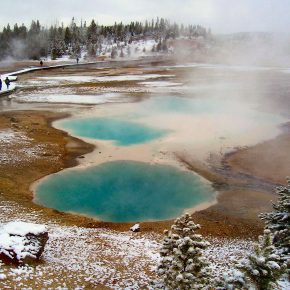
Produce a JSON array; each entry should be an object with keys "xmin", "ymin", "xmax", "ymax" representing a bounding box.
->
[
  {"xmin": 0, "ymin": 222, "xmax": 49, "ymax": 265},
  {"xmin": 130, "ymin": 224, "xmax": 140, "ymax": 232},
  {"xmin": 10, "ymin": 117, "xmax": 18, "ymax": 123}
]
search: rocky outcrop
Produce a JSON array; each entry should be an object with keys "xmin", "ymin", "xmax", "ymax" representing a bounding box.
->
[{"xmin": 0, "ymin": 221, "xmax": 48, "ymax": 265}]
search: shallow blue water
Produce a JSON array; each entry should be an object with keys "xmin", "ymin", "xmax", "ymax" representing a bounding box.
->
[
  {"xmin": 34, "ymin": 161, "xmax": 215, "ymax": 222},
  {"xmin": 58, "ymin": 117, "xmax": 166, "ymax": 146},
  {"xmin": 141, "ymin": 95, "xmax": 285, "ymax": 125}
]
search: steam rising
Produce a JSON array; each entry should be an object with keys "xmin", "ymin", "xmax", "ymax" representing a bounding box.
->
[{"xmin": 171, "ymin": 32, "xmax": 290, "ymax": 67}]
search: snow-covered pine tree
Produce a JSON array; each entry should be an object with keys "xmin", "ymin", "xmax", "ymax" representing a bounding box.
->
[
  {"xmin": 259, "ymin": 178, "xmax": 290, "ymax": 260},
  {"xmin": 126, "ymin": 46, "xmax": 131, "ymax": 56},
  {"xmin": 224, "ymin": 269, "xmax": 246, "ymax": 290},
  {"xmin": 120, "ymin": 48, "xmax": 124, "ymax": 57},
  {"xmin": 87, "ymin": 42, "xmax": 96, "ymax": 58},
  {"xmin": 156, "ymin": 39, "xmax": 162, "ymax": 51},
  {"xmin": 111, "ymin": 47, "xmax": 118, "ymax": 59},
  {"xmin": 237, "ymin": 229, "xmax": 286, "ymax": 290},
  {"xmin": 158, "ymin": 213, "xmax": 210, "ymax": 290}
]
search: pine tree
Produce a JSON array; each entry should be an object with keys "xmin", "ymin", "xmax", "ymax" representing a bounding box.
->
[
  {"xmin": 156, "ymin": 39, "xmax": 162, "ymax": 51},
  {"xmin": 87, "ymin": 20, "xmax": 97, "ymax": 44},
  {"xmin": 237, "ymin": 229, "xmax": 286, "ymax": 290},
  {"xmin": 158, "ymin": 213, "xmax": 210, "ymax": 290},
  {"xmin": 64, "ymin": 27, "xmax": 72, "ymax": 47},
  {"xmin": 49, "ymin": 26, "xmax": 65, "ymax": 59},
  {"xmin": 111, "ymin": 47, "xmax": 118, "ymax": 59},
  {"xmin": 260, "ymin": 178, "xmax": 290, "ymax": 260},
  {"xmin": 87, "ymin": 43, "xmax": 96, "ymax": 58},
  {"xmin": 162, "ymin": 39, "xmax": 168, "ymax": 52},
  {"xmin": 224, "ymin": 269, "xmax": 246, "ymax": 290},
  {"xmin": 119, "ymin": 48, "xmax": 124, "ymax": 58},
  {"xmin": 127, "ymin": 46, "xmax": 131, "ymax": 57},
  {"xmin": 50, "ymin": 47, "xmax": 58, "ymax": 60}
]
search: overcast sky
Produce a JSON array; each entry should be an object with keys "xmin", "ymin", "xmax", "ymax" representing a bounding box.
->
[{"xmin": 1, "ymin": 0, "xmax": 290, "ymax": 34}]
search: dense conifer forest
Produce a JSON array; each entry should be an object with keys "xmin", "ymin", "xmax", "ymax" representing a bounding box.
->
[{"xmin": 0, "ymin": 18, "xmax": 209, "ymax": 60}]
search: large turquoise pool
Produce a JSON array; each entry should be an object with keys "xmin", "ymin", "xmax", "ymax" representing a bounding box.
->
[
  {"xmin": 58, "ymin": 117, "xmax": 167, "ymax": 146},
  {"xmin": 34, "ymin": 161, "xmax": 215, "ymax": 222}
]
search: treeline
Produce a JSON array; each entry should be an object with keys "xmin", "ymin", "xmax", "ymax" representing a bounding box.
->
[{"xmin": 0, "ymin": 17, "xmax": 209, "ymax": 61}]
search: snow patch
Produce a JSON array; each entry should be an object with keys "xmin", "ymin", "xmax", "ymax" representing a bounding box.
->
[
  {"xmin": 19, "ymin": 74, "xmax": 176, "ymax": 88},
  {"xmin": 2, "ymin": 221, "xmax": 47, "ymax": 236},
  {"xmin": 0, "ymin": 130, "xmax": 47, "ymax": 165},
  {"xmin": 0, "ymin": 130, "xmax": 19, "ymax": 143},
  {"xmin": 13, "ymin": 93, "xmax": 129, "ymax": 104},
  {"xmin": 35, "ymin": 73, "xmax": 175, "ymax": 83},
  {"xmin": 139, "ymin": 81, "xmax": 183, "ymax": 87}
]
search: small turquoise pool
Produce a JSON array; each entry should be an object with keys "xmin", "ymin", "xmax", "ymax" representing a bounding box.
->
[
  {"xmin": 34, "ymin": 161, "xmax": 215, "ymax": 222},
  {"xmin": 57, "ymin": 117, "xmax": 166, "ymax": 146}
]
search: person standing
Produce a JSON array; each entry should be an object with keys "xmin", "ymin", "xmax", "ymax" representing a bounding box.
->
[
  {"xmin": 76, "ymin": 57, "xmax": 79, "ymax": 64},
  {"xmin": 4, "ymin": 77, "xmax": 10, "ymax": 90},
  {"xmin": 40, "ymin": 60, "xmax": 43, "ymax": 66}
]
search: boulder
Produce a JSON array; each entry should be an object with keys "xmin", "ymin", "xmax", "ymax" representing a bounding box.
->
[
  {"xmin": 130, "ymin": 223, "xmax": 140, "ymax": 232},
  {"xmin": 0, "ymin": 221, "xmax": 48, "ymax": 265}
]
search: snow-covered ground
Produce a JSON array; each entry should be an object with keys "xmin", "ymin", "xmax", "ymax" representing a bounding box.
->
[
  {"xmin": 2, "ymin": 205, "xmax": 288, "ymax": 289},
  {"xmin": 0, "ymin": 129, "xmax": 48, "ymax": 165},
  {"xmin": 97, "ymin": 39, "xmax": 157, "ymax": 59},
  {"xmin": 0, "ymin": 129, "xmax": 20, "ymax": 144},
  {"xmin": 13, "ymin": 93, "xmax": 132, "ymax": 105},
  {"xmin": 0, "ymin": 197, "xmax": 263, "ymax": 289},
  {"xmin": 0, "ymin": 197, "xmax": 160, "ymax": 288},
  {"xmin": 18, "ymin": 74, "xmax": 175, "ymax": 88},
  {"xmin": 13, "ymin": 85, "xmax": 149, "ymax": 103},
  {"xmin": 12, "ymin": 72, "xmax": 184, "ymax": 104},
  {"xmin": 139, "ymin": 81, "xmax": 183, "ymax": 87},
  {"xmin": 2, "ymin": 197, "xmax": 288, "ymax": 289}
]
